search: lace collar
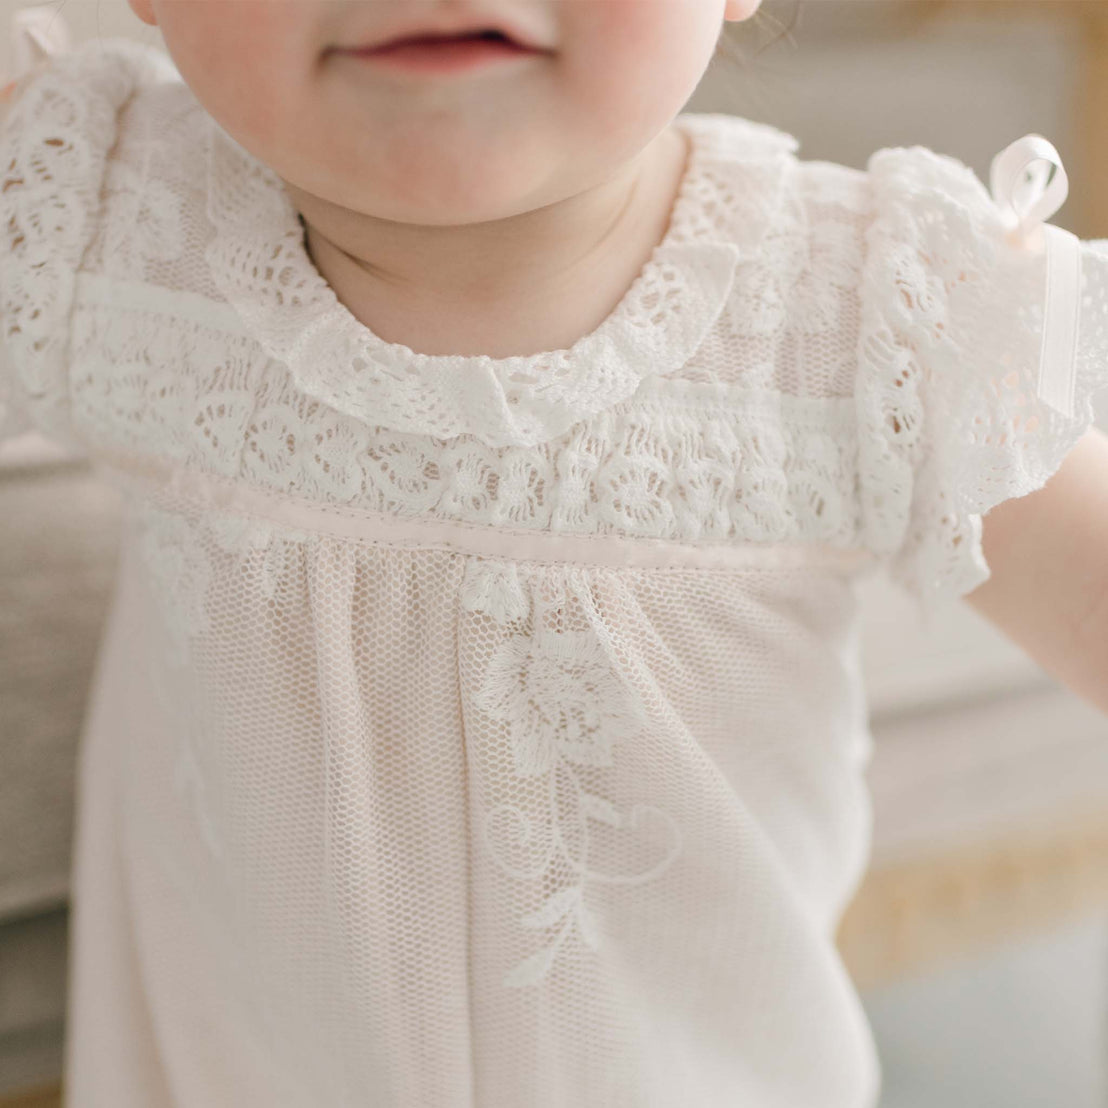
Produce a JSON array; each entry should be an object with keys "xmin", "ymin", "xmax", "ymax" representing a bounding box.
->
[{"xmin": 203, "ymin": 110, "xmax": 798, "ymax": 447}]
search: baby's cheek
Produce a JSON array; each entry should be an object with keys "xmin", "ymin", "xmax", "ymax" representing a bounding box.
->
[
  {"xmin": 156, "ymin": 3, "xmax": 314, "ymax": 149},
  {"xmin": 560, "ymin": 0, "xmax": 723, "ymax": 101}
]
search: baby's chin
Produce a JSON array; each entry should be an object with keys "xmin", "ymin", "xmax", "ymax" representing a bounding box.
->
[{"xmin": 280, "ymin": 129, "xmax": 583, "ymax": 228}]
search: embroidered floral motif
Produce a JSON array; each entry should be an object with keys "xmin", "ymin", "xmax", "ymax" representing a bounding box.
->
[
  {"xmin": 441, "ymin": 439, "xmax": 498, "ymax": 521},
  {"xmin": 365, "ymin": 436, "xmax": 446, "ymax": 514},
  {"xmin": 303, "ymin": 418, "xmax": 373, "ymax": 502},
  {"xmin": 476, "ymin": 629, "xmax": 639, "ymax": 777},
  {"xmin": 595, "ymin": 444, "xmax": 677, "ymax": 536},
  {"xmin": 490, "ymin": 450, "xmax": 554, "ymax": 529},
  {"xmin": 460, "ymin": 561, "xmax": 530, "ymax": 624},
  {"xmin": 243, "ymin": 402, "xmax": 313, "ymax": 486},
  {"xmin": 468, "ymin": 569, "xmax": 683, "ymax": 989}
]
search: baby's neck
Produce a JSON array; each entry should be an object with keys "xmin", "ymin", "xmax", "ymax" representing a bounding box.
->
[{"xmin": 291, "ymin": 125, "xmax": 689, "ymax": 360}]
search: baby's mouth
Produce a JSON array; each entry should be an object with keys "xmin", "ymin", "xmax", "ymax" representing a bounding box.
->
[{"xmin": 336, "ymin": 30, "xmax": 545, "ymax": 74}]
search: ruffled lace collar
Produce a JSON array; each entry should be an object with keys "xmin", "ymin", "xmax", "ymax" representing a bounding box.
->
[{"xmin": 204, "ymin": 110, "xmax": 798, "ymax": 447}]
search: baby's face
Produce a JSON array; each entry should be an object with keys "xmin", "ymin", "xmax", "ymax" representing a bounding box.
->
[{"xmin": 128, "ymin": 1, "xmax": 751, "ymax": 226}]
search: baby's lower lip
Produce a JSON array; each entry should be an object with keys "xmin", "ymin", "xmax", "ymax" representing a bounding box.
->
[{"xmin": 339, "ymin": 35, "xmax": 542, "ymax": 75}]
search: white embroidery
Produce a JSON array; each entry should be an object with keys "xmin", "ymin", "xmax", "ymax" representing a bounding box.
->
[
  {"xmin": 468, "ymin": 571, "xmax": 683, "ymax": 988},
  {"xmin": 460, "ymin": 561, "xmax": 530, "ymax": 624},
  {"xmin": 476, "ymin": 629, "xmax": 637, "ymax": 777}
]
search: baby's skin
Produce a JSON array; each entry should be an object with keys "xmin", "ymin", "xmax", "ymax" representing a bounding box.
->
[{"xmin": 125, "ymin": 0, "xmax": 761, "ymax": 358}]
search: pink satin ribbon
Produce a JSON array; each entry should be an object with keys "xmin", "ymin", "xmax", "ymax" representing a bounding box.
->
[{"xmin": 990, "ymin": 134, "xmax": 1083, "ymax": 419}]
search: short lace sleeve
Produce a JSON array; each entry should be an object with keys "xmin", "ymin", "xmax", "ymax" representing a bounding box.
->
[
  {"xmin": 0, "ymin": 36, "xmax": 179, "ymax": 451},
  {"xmin": 854, "ymin": 141, "xmax": 1108, "ymax": 621}
]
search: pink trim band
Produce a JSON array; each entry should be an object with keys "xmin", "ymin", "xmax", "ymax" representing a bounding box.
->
[{"xmin": 90, "ymin": 447, "xmax": 876, "ymax": 573}]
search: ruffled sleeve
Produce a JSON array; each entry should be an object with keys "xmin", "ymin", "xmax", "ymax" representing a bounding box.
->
[
  {"xmin": 0, "ymin": 31, "xmax": 179, "ymax": 451},
  {"xmin": 854, "ymin": 140, "xmax": 1108, "ymax": 623}
]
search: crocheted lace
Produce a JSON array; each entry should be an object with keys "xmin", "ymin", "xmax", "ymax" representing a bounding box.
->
[
  {"xmin": 855, "ymin": 143, "xmax": 1108, "ymax": 618},
  {"xmin": 0, "ymin": 38, "xmax": 180, "ymax": 449}
]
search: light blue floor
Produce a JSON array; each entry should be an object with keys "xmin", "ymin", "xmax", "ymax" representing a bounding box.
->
[{"xmin": 861, "ymin": 913, "xmax": 1108, "ymax": 1108}]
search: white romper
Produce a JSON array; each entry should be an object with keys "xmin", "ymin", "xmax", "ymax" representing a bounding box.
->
[{"xmin": 2, "ymin": 37, "xmax": 1107, "ymax": 1108}]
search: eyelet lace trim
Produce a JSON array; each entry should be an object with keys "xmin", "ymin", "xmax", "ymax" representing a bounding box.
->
[{"xmin": 203, "ymin": 112, "xmax": 798, "ymax": 448}]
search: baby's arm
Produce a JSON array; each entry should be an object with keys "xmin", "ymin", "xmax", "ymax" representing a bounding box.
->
[{"xmin": 964, "ymin": 425, "xmax": 1108, "ymax": 716}]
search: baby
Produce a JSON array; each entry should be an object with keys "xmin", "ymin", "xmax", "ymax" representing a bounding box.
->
[{"xmin": 2, "ymin": 3, "xmax": 1107, "ymax": 1107}]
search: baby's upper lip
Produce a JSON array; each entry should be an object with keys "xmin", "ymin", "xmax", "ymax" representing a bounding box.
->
[{"xmin": 338, "ymin": 15, "xmax": 548, "ymax": 54}]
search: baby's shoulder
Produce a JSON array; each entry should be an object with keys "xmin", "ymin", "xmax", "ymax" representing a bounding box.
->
[
  {"xmin": 672, "ymin": 115, "xmax": 877, "ymax": 396},
  {"xmin": 113, "ymin": 71, "xmax": 212, "ymax": 215},
  {"xmin": 681, "ymin": 111, "xmax": 872, "ymax": 220},
  {"xmin": 0, "ymin": 35, "xmax": 191, "ymax": 241}
]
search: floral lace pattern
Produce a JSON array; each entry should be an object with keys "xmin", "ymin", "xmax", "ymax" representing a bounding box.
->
[
  {"xmin": 8, "ymin": 37, "xmax": 1105, "ymax": 617},
  {"xmin": 73, "ymin": 304, "xmax": 863, "ymax": 546},
  {"xmin": 0, "ymin": 36, "xmax": 179, "ymax": 450},
  {"xmin": 462, "ymin": 562, "xmax": 683, "ymax": 988},
  {"xmin": 855, "ymin": 144, "xmax": 1108, "ymax": 617}
]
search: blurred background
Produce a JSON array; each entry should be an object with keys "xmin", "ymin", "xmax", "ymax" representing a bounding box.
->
[{"xmin": 1, "ymin": 2, "xmax": 1107, "ymax": 1106}]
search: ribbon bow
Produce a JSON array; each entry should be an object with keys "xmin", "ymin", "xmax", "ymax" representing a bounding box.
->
[
  {"xmin": 989, "ymin": 133, "xmax": 1082, "ymax": 419},
  {"xmin": 0, "ymin": 4, "xmax": 71, "ymax": 106}
]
